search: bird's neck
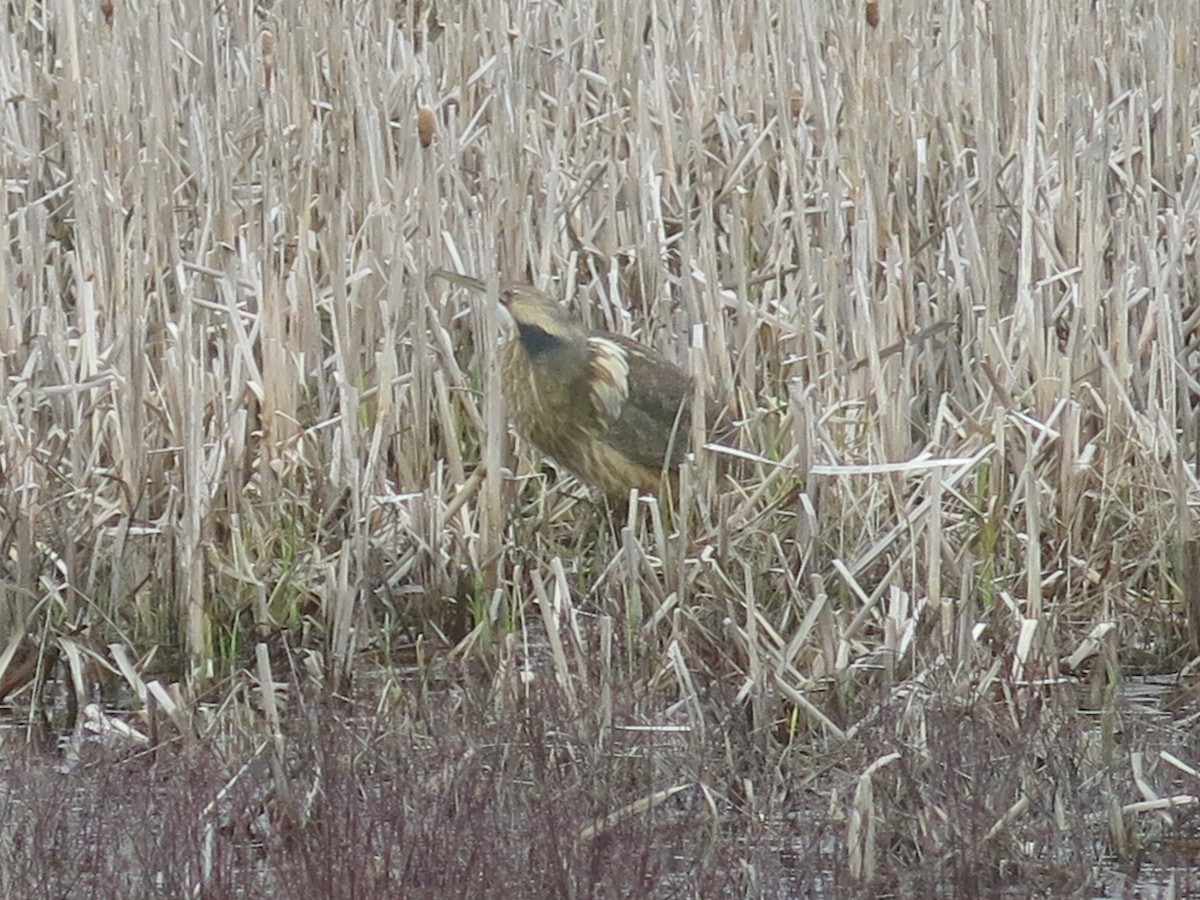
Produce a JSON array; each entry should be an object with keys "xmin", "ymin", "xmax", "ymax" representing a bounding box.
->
[{"xmin": 517, "ymin": 322, "xmax": 568, "ymax": 356}]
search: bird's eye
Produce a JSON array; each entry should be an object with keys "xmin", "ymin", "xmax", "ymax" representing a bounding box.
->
[{"xmin": 499, "ymin": 288, "xmax": 514, "ymax": 306}]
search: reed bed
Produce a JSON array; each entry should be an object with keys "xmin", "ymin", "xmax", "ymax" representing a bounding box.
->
[{"xmin": 1, "ymin": 0, "xmax": 1199, "ymax": 895}]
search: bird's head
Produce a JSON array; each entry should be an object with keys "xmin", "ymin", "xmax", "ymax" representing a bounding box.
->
[
  {"xmin": 428, "ymin": 270, "xmax": 589, "ymax": 356},
  {"xmin": 499, "ymin": 284, "xmax": 588, "ymax": 356}
]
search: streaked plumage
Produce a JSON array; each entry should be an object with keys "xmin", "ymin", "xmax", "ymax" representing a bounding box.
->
[{"xmin": 433, "ymin": 272, "xmax": 713, "ymax": 498}]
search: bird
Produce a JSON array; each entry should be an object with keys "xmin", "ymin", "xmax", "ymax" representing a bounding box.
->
[{"xmin": 431, "ymin": 271, "xmax": 721, "ymax": 499}]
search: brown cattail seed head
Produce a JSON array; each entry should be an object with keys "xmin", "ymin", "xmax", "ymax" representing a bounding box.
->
[
  {"xmin": 789, "ymin": 88, "xmax": 804, "ymax": 120},
  {"xmin": 417, "ymin": 106, "xmax": 436, "ymax": 148},
  {"xmin": 261, "ymin": 27, "xmax": 276, "ymax": 92}
]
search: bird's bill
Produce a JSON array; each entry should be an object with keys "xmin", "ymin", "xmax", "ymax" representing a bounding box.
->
[{"xmin": 427, "ymin": 269, "xmax": 487, "ymax": 293}]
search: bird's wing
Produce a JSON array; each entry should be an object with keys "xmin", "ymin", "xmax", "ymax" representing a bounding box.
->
[
  {"xmin": 585, "ymin": 336, "xmax": 631, "ymax": 423},
  {"xmin": 586, "ymin": 333, "xmax": 695, "ymax": 470}
]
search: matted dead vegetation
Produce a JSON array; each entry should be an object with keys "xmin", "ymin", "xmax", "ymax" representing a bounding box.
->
[{"xmin": 2, "ymin": 0, "xmax": 1199, "ymax": 895}]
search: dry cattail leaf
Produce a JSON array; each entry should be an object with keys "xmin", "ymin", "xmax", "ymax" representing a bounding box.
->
[{"xmin": 417, "ymin": 106, "xmax": 436, "ymax": 148}]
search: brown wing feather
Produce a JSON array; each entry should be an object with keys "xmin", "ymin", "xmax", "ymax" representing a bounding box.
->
[{"xmin": 586, "ymin": 333, "xmax": 696, "ymax": 471}]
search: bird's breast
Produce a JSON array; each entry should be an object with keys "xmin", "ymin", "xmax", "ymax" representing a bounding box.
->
[{"xmin": 502, "ymin": 340, "xmax": 595, "ymax": 446}]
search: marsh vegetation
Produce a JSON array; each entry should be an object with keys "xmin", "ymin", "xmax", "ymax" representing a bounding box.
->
[{"xmin": 1, "ymin": 0, "xmax": 1199, "ymax": 895}]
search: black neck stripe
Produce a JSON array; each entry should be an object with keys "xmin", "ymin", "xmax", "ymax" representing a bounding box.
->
[{"xmin": 518, "ymin": 324, "xmax": 563, "ymax": 356}]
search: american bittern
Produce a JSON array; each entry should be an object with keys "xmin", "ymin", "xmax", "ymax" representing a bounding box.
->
[{"xmin": 432, "ymin": 272, "xmax": 720, "ymax": 499}]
